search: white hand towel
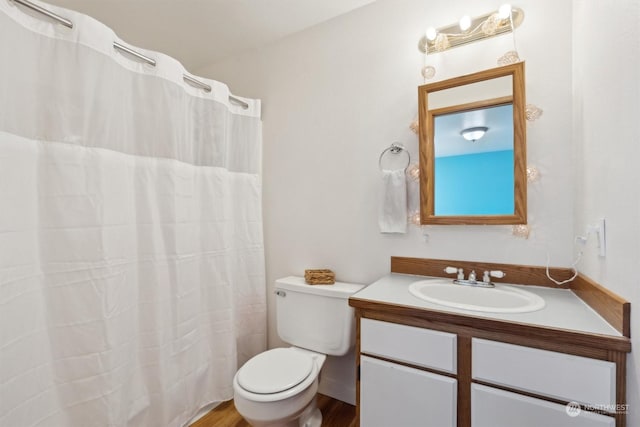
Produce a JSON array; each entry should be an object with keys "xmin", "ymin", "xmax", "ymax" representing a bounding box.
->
[{"xmin": 379, "ymin": 169, "xmax": 407, "ymax": 233}]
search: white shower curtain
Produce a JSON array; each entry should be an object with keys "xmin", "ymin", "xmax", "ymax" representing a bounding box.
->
[{"xmin": 0, "ymin": 2, "xmax": 266, "ymax": 426}]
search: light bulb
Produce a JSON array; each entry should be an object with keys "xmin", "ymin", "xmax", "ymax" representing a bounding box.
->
[
  {"xmin": 407, "ymin": 164, "xmax": 420, "ymax": 181},
  {"xmin": 512, "ymin": 224, "xmax": 530, "ymax": 239},
  {"xmin": 498, "ymin": 4, "xmax": 512, "ymax": 20},
  {"xmin": 409, "ymin": 211, "xmax": 421, "ymax": 226},
  {"xmin": 527, "ymin": 166, "xmax": 540, "ymax": 182},
  {"xmin": 526, "ymin": 104, "xmax": 543, "ymax": 121},
  {"xmin": 421, "ymin": 65, "xmax": 436, "ymax": 79},
  {"xmin": 426, "ymin": 27, "xmax": 437, "ymax": 41},
  {"xmin": 459, "ymin": 15, "xmax": 471, "ymax": 31}
]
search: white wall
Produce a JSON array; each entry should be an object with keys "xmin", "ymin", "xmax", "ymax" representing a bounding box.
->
[
  {"xmin": 197, "ymin": 0, "xmax": 575, "ymax": 347},
  {"xmin": 572, "ymin": 1, "xmax": 640, "ymax": 425}
]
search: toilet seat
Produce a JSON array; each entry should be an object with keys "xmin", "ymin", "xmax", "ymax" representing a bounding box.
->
[
  {"xmin": 237, "ymin": 348, "xmax": 313, "ymax": 394},
  {"xmin": 234, "ymin": 347, "xmax": 324, "ymax": 403}
]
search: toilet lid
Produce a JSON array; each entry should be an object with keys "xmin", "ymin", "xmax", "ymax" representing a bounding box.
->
[{"xmin": 237, "ymin": 348, "xmax": 313, "ymax": 394}]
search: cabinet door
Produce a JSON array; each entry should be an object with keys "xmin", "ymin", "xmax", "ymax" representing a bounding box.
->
[
  {"xmin": 471, "ymin": 384, "xmax": 615, "ymax": 427},
  {"xmin": 360, "ymin": 356, "xmax": 456, "ymax": 427}
]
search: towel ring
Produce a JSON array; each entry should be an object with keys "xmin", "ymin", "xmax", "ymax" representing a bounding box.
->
[{"xmin": 379, "ymin": 143, "xmax": 410, "ymax": 171}]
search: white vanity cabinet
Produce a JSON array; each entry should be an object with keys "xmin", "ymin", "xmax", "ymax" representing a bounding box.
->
[
  {"xmin": 359, "ymin": 319, "xmax": 457, "ymax": 427},
  {"xmin": 356, "ymin": 319, "xmax": 622, "ymax": 427}
]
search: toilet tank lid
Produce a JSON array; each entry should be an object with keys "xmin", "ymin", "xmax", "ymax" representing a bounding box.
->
[{"xmin": 275, "ymin": 276, "xmax": 365, "ymax": 298}]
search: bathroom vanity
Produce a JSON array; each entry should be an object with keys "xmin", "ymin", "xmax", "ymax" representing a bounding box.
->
[{"xmin": 349, "ymin": 257, "xmax": 631, "ymax": 427}]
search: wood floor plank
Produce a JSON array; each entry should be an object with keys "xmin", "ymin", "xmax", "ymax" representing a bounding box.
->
[
  {"xmin": 190, "ymin": 400, "xmax": 248, "ymax": 427},
  {"xmin": 190, "ymin": 394, "xmax": 356, "ymax": 427},
  {"xmin": 316, "ymin": 394, "xmax": 358, "ymax": 427}
]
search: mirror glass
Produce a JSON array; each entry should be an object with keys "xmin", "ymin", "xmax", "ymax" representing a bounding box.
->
[
  {"xmin": 418, "ymin": 63, "xmax": 526, "ymax": 224},
  {"xmin": 433, "ymin": 101, "xmax": 514, "ymax": 215}
]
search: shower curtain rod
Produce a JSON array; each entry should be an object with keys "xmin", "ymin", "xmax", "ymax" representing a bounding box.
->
[{"xmin": 11, "ymin": 0, "xmax": 250, "ymax": 110}]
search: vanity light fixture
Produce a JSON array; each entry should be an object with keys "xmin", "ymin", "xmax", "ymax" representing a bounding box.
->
[
  {"xmin": 418, "ymin": 4, "xmax": 524, "ymax": 54},
  {"xmin": 461, "ymin": 126, "xmax": 488, "ymax": 142}
]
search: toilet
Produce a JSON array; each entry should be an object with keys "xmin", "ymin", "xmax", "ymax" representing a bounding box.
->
[{"xmin": 233, "ymin": 276, "xmax": 364, "ymax": 427}]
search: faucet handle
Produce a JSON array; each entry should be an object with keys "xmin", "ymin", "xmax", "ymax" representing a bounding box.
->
[
  {"xmin": 483, "ymin": 271, "xmax": 491, "ymax": 283},
  {"xmin": 444, "ymin": 266, "xmax": 458, "ymax": 274},
  {"xmin": 468, "ymin": 270, "xmax": 476, "ymax": 281},
  {"xmin": 444, "ymin": 266, "xmax": 465, "ymax": 280}
]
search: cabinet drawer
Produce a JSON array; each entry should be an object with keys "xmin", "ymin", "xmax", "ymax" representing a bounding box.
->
[
  {"xmin": 361, "ymin": 318, "xmax": 456, "ymax": 373},
  {"xmin": 472, "ymin": 338, "xmax": 616, "ymax": 406},
  {"xmin": 361, "ymin": 356, "xmax": 457, "ymax": 427},
  {"xmin": 472, "ymin": 384, "xmax": 615, "ymax": 427}
]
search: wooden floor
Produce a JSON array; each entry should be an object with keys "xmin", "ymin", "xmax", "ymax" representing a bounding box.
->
[{"xmin": 190, "ymin": 394, "xmax": 357, "ymax": 427}]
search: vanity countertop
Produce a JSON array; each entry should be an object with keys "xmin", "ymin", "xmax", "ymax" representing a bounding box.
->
[{"xmin": 350, "ymin": 273, "xmax": 631, "ymax": 351}]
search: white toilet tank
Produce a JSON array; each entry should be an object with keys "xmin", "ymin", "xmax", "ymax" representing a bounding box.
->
[{"xmin": 275, "ymin": 276, "xmax": 365, "ymax": 356}]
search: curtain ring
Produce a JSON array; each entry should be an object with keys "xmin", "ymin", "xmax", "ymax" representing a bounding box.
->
[{"xmin": 379, "ymin": 143, "xmax": 410, "ymax": 171}]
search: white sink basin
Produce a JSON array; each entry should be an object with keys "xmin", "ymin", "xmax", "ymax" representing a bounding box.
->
[{"xmin": 408, "ymin": 279, "xmax": 545, "ymax": 313}]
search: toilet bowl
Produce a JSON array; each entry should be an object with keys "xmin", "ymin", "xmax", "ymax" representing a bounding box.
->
[
  {"xmin": 232, "ymin": 277, "xmax": 364, "ymax": 427},
  {"xmin": 233, "ymin": 347, "xmax": 326, "ymax": 427}
]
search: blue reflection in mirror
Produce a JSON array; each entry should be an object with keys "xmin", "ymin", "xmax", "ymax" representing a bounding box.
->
[{"xmin": 433, "ymin": 103, "xmax": 514, "ymax": 216}]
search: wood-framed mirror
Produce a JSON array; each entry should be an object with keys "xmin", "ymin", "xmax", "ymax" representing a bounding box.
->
[{"xmin": 418, "ymin": 62, "xmax": 526, "ymax": 225}]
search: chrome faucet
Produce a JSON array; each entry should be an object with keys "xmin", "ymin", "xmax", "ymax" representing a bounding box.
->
[{"xmin": 443, "ymin": 266, "xmax": 505, "ymax": 288}]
